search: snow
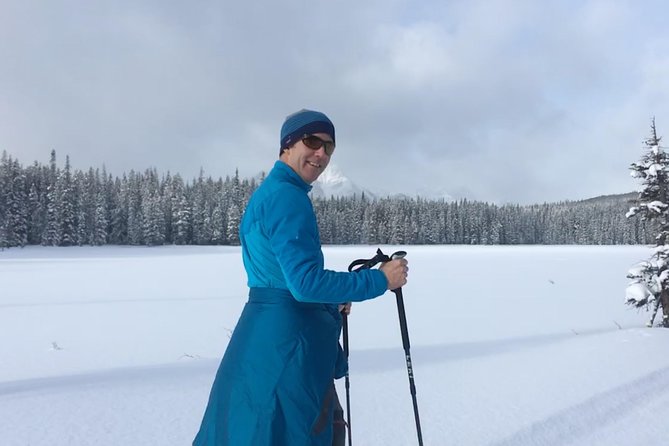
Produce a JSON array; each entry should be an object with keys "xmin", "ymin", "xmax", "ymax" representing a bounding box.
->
[
  {"xmin": 626, "ymin": 262, "xmax": 647, "ymax": 279},
  {"xmin": 310, "ymin": 164, "xmax": 373, "ymax": 199},
  {"xmin": 2, "ymin": 245, "xmax": 669, "ymax": 445},
  {"xmin": 647, "ymin": 201, "xmax": 667, "ymax": 213},
  {"xmin": 647, "ymin": 164, "xmax": 663, "ymax": 177},
  {"xmin": 625, "ymin": 281, "xmax": 651, "ymax": 304},
  {"xmin": 625, "ymin": 207, "xmax": 638, "ymax": 218}
]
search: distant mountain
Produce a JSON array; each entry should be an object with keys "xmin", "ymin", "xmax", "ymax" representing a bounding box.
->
[
  {"xmin": 308, "ymin": 165, "xmax": 633, "ymax": 205},
  {"xmin": 310, "ymin": 164, "xmax": 375, "ymax": 199},
  {"xmin": 365, "ymin": 184, "xmax": 458, "ymax": 201},
  {"xmin": 563, "ymin": 192, "xmax": 637, "ymax": 207},
  {"xmin": 379, "ymin": 189, "xmax": 454, "ymax": 201},
  {"xmin": 414, "ymin": 186, "xmax": 455, "ymax": 201}
]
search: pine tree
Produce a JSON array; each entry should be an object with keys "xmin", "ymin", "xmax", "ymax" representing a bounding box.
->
[
  {"xmin": 28, "ymin": 182, "xmax": 43, "ymax": 245},
  {"xmin": 226, "ymin": 202, "xmax": 241, "ymax": 245},
  {"xmin": 73, "ymin": 170, "xmax": 88, "ymax": 245},
  {"xmin": 110, "ymin": 175, "xmax": 129, "ymax": 244},
  {"xmin": 388, "ymin": 202, "xmax": 405, "ymax": 244},
  {"xmin": 127, "ymin": 171, "xmax": 143, "ymax": 245},
  {"xmin": 0, "ymin": 152, "xmax": 9, "ymax": 248},
  {"xmin": 7, "ymin": 159, "xmax": 28, "ymax": 247},
  {"xmin": 211, "ymin": 203, "xmax": 225, "ymax": 244},
  {"xmin": 192, "ymin": 169, "xmax": 208, "ymax": 244},
  {"xmin": 171, "ymin": 174, "xmax": 191, "ymax": 245},
  {"xmin": 92, "ymin": 189, "xmax": 108, "ymax": 245},
  {"xmin": 141, "ymin": 169, "xmax": 165, "ymax": 246},
  {"xmin": 42, "ymin": 150, "xmax": 60, "ymax": 246},
  {"xmin": 0, "ymin": 223, "xmax": 6, "ymax": 249},
  {"xmin": 626, "ymin": 119, "xmax": 669, "ymax": 327},
  {"xmin": 58, "ymin": 156, "xmax": 76, "ymax": 246},
  {"xmin": 361, "ymin": 203, "xmax": 378, "ymax": 244},
  {"xmin": 142, "ymin": 192, "xmax": 165, "ymax": 246},
  {"xmin": 174, "ymin": 194, "xmax": 192, "ymax": 244}
]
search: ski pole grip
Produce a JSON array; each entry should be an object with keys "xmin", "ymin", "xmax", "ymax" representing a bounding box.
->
[{"xmin": 391, "ymin": 251, "xmax": 407, "ymax": 260}]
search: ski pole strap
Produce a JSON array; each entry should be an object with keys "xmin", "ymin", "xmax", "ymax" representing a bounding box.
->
[{"xmin": 348, "ymin": 248, "xmax": 406, "ymax": 272}]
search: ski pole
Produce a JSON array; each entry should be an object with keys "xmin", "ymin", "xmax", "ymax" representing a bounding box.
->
[
  {"xmin": 347, "ymin": 249, "xmax": 423, "ymax": 445},
  {"xmin": 344, "ymin": 250, "xmax": 391, "ymax": 445},
  {"xmin": 342, "ymin": 312, "xmax": 353, "ymax": 446},
  {"xmin": 390, "ymin": 251, "xmax": 424, "ymax": 446}
]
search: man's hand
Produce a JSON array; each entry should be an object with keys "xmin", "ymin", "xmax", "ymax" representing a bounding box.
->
[
  {"xmin": 380, "ymin": 258, "xmax": 409, "ymax": 290},
  {"xmin": 338, "ymin": 302, "xmax": 352, "ymax": 315}
]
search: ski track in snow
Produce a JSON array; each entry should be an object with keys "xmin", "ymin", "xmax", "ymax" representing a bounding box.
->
[
  {"xmin": 0, "ymin": 328, "xmax": 623, "ymax": 398},
  {"xmin": 0, "ymin": 295, "xmax": 240, "ymax": 309},
  {"xmin": 0, "ymin": 361, "xmax": 219, "ymax": 397},
  {"xmin": 5, "ymin": 355, "xmax": 668, "ymax": 446},
  {"xmin": 351, "ymin": 326, "xmax": 626, "ymax": 372},
  {"xmin": 491, "ymin": 365, "xmax": 669, "ymax": 446},
  {"xmin": 0, "ymin": 362, "xmax": 216, "ymax": 446}
]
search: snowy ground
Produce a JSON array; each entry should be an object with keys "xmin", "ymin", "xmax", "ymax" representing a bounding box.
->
[{"xmin": 1, "ymin": 245, "xmax": 668, "ymax": 445}]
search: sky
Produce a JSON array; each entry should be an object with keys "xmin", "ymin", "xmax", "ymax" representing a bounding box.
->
[{"xmin": 1, "ymin": 0, "xmax": 668, "ymax": 204}]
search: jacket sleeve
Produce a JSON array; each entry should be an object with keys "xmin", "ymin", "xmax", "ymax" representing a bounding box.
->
[{"xmin": 263, "ymin": 187, "xmax": 387, "ymax": 303}]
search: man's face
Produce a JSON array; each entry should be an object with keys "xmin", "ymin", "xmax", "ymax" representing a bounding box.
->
[{"xmin": 280, "ymin": 132, "xmax": 333, "ymax": 184}]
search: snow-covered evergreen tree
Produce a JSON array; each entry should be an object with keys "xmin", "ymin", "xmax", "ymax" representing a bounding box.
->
[
  {"xmin": 388, "ymin": 202, "xmax": 406, "ymax": 245},
  {"xmin": 8, "ymin": 159, "xmax": 28, "ymax": 247},
  {"xmin": 361, "ymin": 202, "xmax": 378, "ymax": 244},
  {"xmin": 42, "ymin": 151, "xmax": 61, "ymax": 246},
  {"xmin": 110, "ymin": 175, "xmax": 128, "ymax": 244},
  {"xmin": 191, "ymin": 169, "xmax": 209, "ymax": 245},
  {"xmin": 0, "ymin": 152, "xmax": 9, "ymax": 249},
  {"xmin": 141, "ymin": 169, "xmax": 165, "ymax": 246},
  {"xmin": 73, "ymin": 170, "xmax": 89, "ymax": 245},
  {"xmin": 226, "ymin": 202, "xmax": 241, "ymax": 245},
  {"xmin": 126, "ymin": 171, "xmax": 143, "ymax": 245},
  {"xmin": 142, "ymin": 192, "xmax": 165, "ymax": 246},
  {"xmin": 58, "ymin": 156, "xmax": 76, "ymax": 246},
  {"xmin": 625, "ymin": 119, "xmax": 669, "ymax": 327},
  {"xmin": 174, "ymin": 194, "xmax": 191, "ymax": 244},
  {"xmin": 92, "ymin": 188, "xmax": 108, "ymax": 245},
  {"xmin": 170, "ymin": 174, "xmax": 191, "ymax": 245},
  {"xmin": 28, "ymin": 182, "xmax": 43, "ymax": 245},
  {"xmin": 211, "ymin": 203, "xmax": 225, "ymax": 244}
]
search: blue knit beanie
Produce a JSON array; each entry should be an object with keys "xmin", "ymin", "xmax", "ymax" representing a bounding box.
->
[{"xmin": 280, "ymin": 109, "xmax": 335, "ymax": 155}]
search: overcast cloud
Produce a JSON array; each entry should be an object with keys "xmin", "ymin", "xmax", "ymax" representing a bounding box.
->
[{"xmin": 1, "ymin": 0, "xmax": 668, "ymax": 204}]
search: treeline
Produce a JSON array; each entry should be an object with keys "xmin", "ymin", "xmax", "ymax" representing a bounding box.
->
[
  {"xmin": 0, "ymin": 151, "xmax": 256, "ymax": 248},
  {"xmin": 0, "ymin": 151, "xmax": 651, "ymax": 248},
  {"xmin": 314, "ymin": 195, "xmax": 650, "ymax": 245}
]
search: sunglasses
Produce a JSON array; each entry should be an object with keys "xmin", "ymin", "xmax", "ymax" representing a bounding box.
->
[{"xmin": 301, "ymin": 134, "xmax": 335, "ymax": 156}]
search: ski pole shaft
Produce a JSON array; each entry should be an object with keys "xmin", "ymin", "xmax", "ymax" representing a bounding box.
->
[
  {"xmin": 343, "ymin": 313, "xmax": 353, "ymax": 446},
  {"xmin": 347, "ymin": 248, "xmax": 418, "ymax": 444},
  {"xmin": 393, "ymin": 286, "xmax": 424, "ymax": 446}
]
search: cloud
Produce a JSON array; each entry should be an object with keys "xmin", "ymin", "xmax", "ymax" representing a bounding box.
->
[{"xmin": 1, "ymin": 0, "xmax": 668, "ymax": 203}]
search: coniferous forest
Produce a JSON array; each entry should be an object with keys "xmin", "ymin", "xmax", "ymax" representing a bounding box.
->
[{"xmin": 0, "ymin": 151, "xmax": 652, "ymax": 249}]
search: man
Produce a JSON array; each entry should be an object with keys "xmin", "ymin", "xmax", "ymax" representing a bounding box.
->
[{"xmin": 193, "ymin": 109, "xmax": 409, "ymax": 446}]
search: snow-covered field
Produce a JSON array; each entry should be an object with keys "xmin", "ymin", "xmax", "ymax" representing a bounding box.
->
[{"xmin": 2, "ymin": 245, "xmax": 668, "ymax": 445}]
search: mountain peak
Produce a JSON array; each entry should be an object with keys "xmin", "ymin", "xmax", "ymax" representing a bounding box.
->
[
  {"xmin": 310, "ymin": 164, "xmax": 373, "ymax": 199},
  {"xmin": 316, "ymin": 163, "xmax": 348, "ymax": 186}
]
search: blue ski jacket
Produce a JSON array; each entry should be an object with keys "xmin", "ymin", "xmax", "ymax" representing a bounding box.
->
[{"xmin": 193, "ymin": 161, "xmax": 388, "ymax": 446}]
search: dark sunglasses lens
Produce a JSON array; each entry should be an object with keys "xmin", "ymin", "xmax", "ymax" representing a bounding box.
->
[
  {"xmin": 303, "ymin": 136, "xmax": 335, "ymax": 155},
  {"xmin": 302, "ymin": 136, "xmax": 322, "ymax": 150}
]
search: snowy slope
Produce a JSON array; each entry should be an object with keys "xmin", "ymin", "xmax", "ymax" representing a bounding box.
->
[
  {"xmin": 2, "ymin": 245, "xmax": 669, "ymax": 445},
  {"xmin": 310, "ymin": 164, "xmax": 375, "ymax": 199}
]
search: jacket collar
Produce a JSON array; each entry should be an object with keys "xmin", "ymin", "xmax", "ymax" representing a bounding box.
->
[{"xmin": 272, "ymin": 160, "xmax": 313, "ymax": 193}]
